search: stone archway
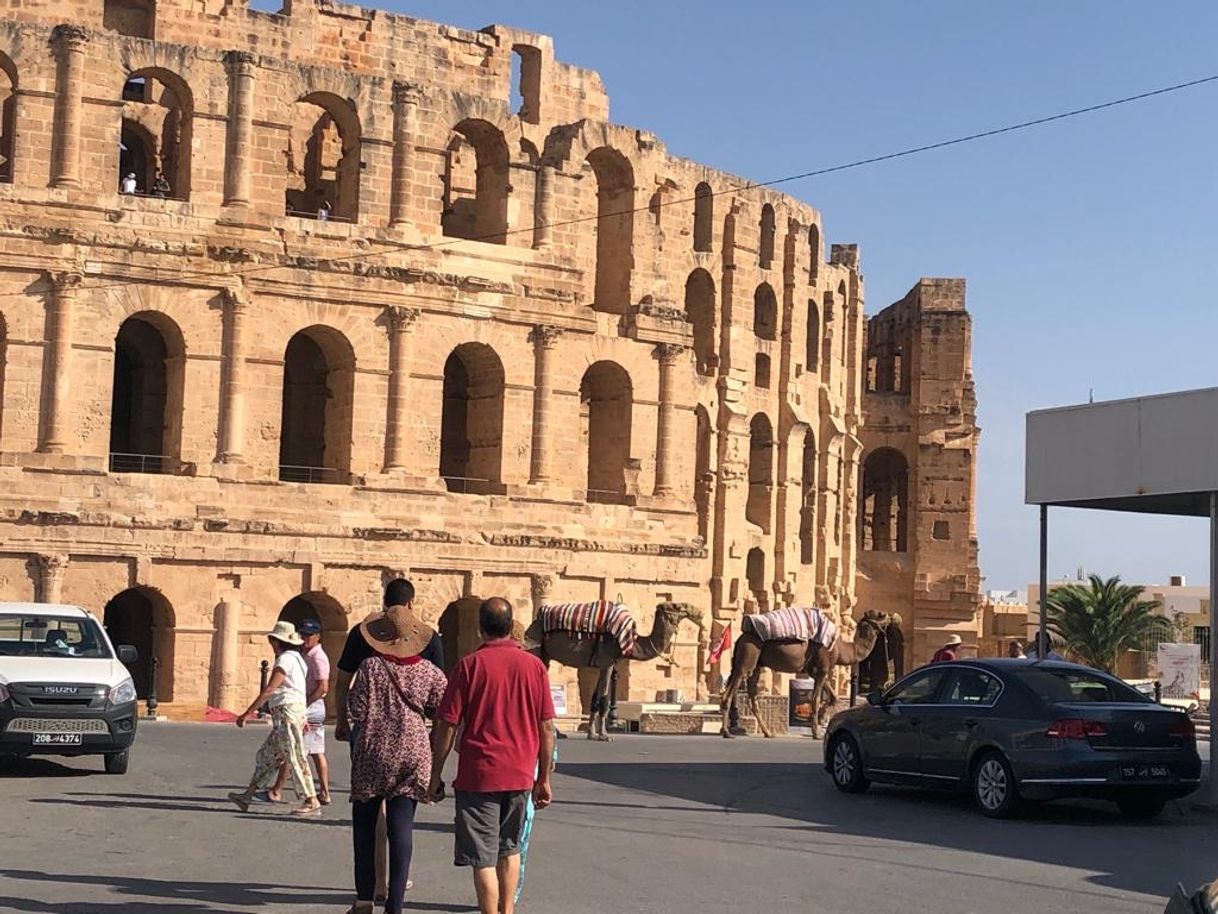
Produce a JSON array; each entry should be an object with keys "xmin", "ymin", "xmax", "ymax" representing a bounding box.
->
[
  {"xmin": 438, "ymin": 596, "xmax": 482, "ymax": 677},
  {"xmin": 103, "ymin": 586, "xmax": 175, "ymax": 701},
  {"xmin": 278, "ymin": 591, "xmax": 348, "ymax": 716}
]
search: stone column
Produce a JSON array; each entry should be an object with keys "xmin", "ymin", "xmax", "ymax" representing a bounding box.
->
[
  {"xmin": 218, "ymin": 286, "xmax": 250, "ymax": 463},
  {"xmin": 531, "ymin": 573, "xmax": 556, "ymax": 617},
  {"xmin": 35, "ymin": 554, "xmax": 69, "ymax": 604},
  {"xmin": 383, "ymin": 306, "xmax": 420, "ymax": 471},
  {"xmin": 223, "ymin": 51, "xmax": 257, "ymax": 207},
  {"xmin": 528, "ymin": 325, "xmax": 563, "ymax": 484},
  {"xmin": 389, "ymin": 83, "xmax": 422, "ymax": 227},
  {"xmin": 210, "ymin": 597, "xmax": 243, "ymax": 710},
  {"xmin": 38, "ymin": 271, "xmax": 81, "ymax": 454},
  {"xmin": 652, "ymin": 343, "xmax": 684, "ymax": 498},
  {"xmin": 49, "ymin": 25, "xmax": 87, "ymax": 189},
  {"xmin": 533, "ymin": 165, "xmax": 556, "ymax": 250}
]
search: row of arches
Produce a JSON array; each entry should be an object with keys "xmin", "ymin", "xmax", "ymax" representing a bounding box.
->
[{"xmin": 689, "ymin": 186, "xmax": 821, "ymax": 278}]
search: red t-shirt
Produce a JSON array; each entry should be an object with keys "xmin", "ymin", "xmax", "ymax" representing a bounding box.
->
[
  {"xmin": 931, "ymin": 647, "xmax": 958, "ymax": 664},
  {"xmin": 436, "ymin": 639, "xmax": 555, "ymax": 793}
]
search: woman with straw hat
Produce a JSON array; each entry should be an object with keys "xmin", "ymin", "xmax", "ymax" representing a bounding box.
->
[{"xmin": 227, "ymin": 621, "xmax": 321, "ymax": 817}]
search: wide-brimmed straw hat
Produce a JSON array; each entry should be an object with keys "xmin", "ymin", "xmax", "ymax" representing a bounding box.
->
[
  {"xmin": 266, "ymin": 620, "xmax": 304, "ymax": 646},
  {"xmin": 359, "ymin": 604, "xmax": 434, "ymax": 658},
  {"xmin": 943, "ymin": 634, "xmax": 963, "ymax": 647}
]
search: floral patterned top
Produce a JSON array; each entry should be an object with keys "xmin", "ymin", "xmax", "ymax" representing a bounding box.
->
[{"xmin": 347, "ymin": 654, "xmax": 447, "ymax": 803}]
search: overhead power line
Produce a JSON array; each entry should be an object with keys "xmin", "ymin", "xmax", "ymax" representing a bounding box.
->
[{"xmin": 19, "ymin": 72, "xmax": 1218, "ymax": 299}]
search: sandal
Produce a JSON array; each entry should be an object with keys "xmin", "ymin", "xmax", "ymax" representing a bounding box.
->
[
  {"xmin": 291, "ymin": 802, "xmax": 322, "ymax": 818},
  {"xmin": 319, "ymin": 792, "xmax": 332, "ymax": 806},
  {"xmin": 227, "ymin": 792, "xmax": 251, "ymax": 813}
]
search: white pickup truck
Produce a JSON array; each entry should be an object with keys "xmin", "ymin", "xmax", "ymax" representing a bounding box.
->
[{"xmin": 0, "ymin": 603, "xmax": 139, "ymax": 773}]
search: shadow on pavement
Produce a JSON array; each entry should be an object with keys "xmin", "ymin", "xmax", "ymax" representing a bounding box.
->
[
  {"xmin": 558, "ymin": 760, "xmax": 1216, "ymax": 899},
  {"xmin": 0, "ymin": 870, "xmax": 349, "ymax": 908},
  {"xmin": 0, "ymin": 757, "xmax": 92, "ymax": 778}
]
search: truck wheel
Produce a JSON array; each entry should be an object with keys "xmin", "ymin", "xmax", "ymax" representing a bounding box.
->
[{"xmin": 103, "ymin": 750, "xmax": 129, "ymax": 775}]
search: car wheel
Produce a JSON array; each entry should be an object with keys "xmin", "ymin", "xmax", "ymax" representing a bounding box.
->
[
  {"xmin": 103, "ymin": 750, "xmax": 129, "ymax": 775},
  {"xmin": 972, "ymin": 751, "xmax": 1019, "ymax": 818},
  {"xmin": 829, "ymin": 734, "xmax": 869, "ymax": 794},
  {"xmin": 1116, "ymin": 794, "xmax": 1167, "ymax": 820}
]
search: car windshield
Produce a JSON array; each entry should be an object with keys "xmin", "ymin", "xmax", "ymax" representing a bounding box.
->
[
  {"xmin": 0, "ymin": 615, "xmax": 112, "ymax": 659},
  {"xmin": 1014, "ymin": 667, "xmax": 1146, "ymax": 704}
]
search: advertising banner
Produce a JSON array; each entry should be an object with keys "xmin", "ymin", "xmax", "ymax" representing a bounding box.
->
[{"xmin": 1156, "ymin": 642, "xmax": 1202, "ymax": 700}]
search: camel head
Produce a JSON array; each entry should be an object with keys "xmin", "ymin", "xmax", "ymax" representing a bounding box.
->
[{"xmin": 656, "ymin": 601, "xmax": 702, "ymax": 630}]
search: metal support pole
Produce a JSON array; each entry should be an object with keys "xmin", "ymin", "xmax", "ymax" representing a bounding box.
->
[
  {"xmin": 1039, "ymin": 504, "xmax": 1049, "ymax": 657},
  {"xmin": 607, "ymin": 667, "xmax": 620, "ymax": 730},
  {"xmin": 849, "ymin": 665, "xmax": 858, "ymax": 707},
  {"xmin": 145, "ymin": 657, "xmax": 158, "ymax": 717},
  {"xmin": 257, "ymin": 659, "xmax": 269, "ymax": 718},
  {"xmin": 1208, "ymin": 492, "xmax": 1217, "ymax": 808}
]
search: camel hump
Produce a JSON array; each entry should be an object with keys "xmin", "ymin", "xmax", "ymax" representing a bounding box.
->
[
  {"xmin": 537, "ymin": 601, "xmax": 637, "ymax": 656},
  {"xmin": 744, "ymin": 607, "xmax": 836, "ymax": 648}
]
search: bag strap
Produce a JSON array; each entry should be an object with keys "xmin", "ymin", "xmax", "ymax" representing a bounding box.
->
[{"xmin": 378, "ymin": 656, "xmax": 427, "ymax": 719}]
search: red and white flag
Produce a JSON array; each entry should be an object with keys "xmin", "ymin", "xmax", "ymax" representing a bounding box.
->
[{"xmin": 707, "ymin": 623, "xmax": 732, "ymax": 666}]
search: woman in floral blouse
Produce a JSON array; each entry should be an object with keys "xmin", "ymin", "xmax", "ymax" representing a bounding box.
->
[{"xmin": 345, "ymin": 605, "xmax": 446, "ymax": 914}]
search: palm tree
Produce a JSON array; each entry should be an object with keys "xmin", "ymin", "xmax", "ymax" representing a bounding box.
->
[{"xmin": 1045, "ymin": 574, "xmax": 1171, "ymax": 673}]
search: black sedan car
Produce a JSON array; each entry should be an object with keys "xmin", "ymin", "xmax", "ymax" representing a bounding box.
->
[{"xmin": 824, "ymin": 658, "xmax": 1201, "ymax": 819}]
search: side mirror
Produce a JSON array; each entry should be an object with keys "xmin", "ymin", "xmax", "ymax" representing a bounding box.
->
[
  {"xmin": 866, "ymin": 690, "xmax": 885, "ymax": 707},
  {"xmin": 117, "ymin": 645, "xmax": 138, "ymax": 664}
]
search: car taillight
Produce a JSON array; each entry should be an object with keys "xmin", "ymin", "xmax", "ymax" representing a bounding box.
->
[
  {"xmin": 1167, "ymin": 716, "xmax": 1194, "ymax": 740},
  {"xmin": 1046, "ymin": 718, "xmax": 1107, "ymax": 740}
]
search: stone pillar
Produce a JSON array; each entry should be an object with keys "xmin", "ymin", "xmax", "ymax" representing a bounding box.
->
[
  {"xmin": 383, "ymin": 306, "xmax": 420, "ymax": 471},
  {"xmin": 49, "ymin": 25, "xmax": 88, "ymax": 189},
  {"xmin": 38, "ymin": 271, "xmax": 81, "ymax": 454},
  {"xmin": 528, "ymin": 325, "xmax": 563, "ymax": 484},
  {"xmin": 35, "ymin": 554, "xmax": 69, "ymax": 604},
  {"xmin": 533, "ymin": 165, "xmax": 556, "ymax": 250},
  {"xmin": 389, "ymin": 83, "xmax": 422, "ymax": 227},
  {"xmin": 210, "ymin": 597, "xmax": 243, "ymax": 710},
  {"xmin": 652, "ymin": 343, "xmax": 684, "ymax": 498},
  {"xmin": 223, "ymin": 51, "xmax": 257, "ymax": 207},
  {"xmin": 218, "ymin": 286, "xmax": 249, "ymax": 463},
  {"xmin": 531, "ymin": 573, "xmax": 556, "ymax": 618}
]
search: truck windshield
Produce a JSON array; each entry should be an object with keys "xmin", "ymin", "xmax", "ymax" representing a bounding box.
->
[{"xmin": 0, "ymin": 615, "xmax": 112, "ymax": 659}]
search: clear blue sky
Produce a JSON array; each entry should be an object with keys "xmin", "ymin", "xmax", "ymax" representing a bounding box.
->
[{"xmin": 397, "ymin": 1, "xmax": 1218, "ymax": 591}]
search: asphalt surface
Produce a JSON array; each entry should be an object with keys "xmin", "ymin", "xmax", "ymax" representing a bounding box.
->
[{"xmin": 0, "ymin": 723, "xmax": 1214, "ymax": 914}]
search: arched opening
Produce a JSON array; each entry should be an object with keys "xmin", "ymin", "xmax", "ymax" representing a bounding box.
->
[
  {"xmin": 746, "ymin": 547, "xmax": 768, "ymax": 611},
  {"xmin": 284, "ymin": 92, "xmax": 361, "ymax": 221},
  {"xmin": 754, "ymin": 353, "xmax": 771, "ymax": 389},
  {"xmin": 440, "ymin": 343, "xmax": 506, "ymax": 494},
  {"xmin": 510, "ymin": 45, "xmax": 542, "ymax": 124},
  {"xmin": 861, "ymin": 447, "xmax": 909, "ymax": 552},
  {"xmin": 759, "ymin": 203, "xmax": 775, "ymax": 269},
  {"xmin": 0, "ymin": 54, "xmax": 17, "ymax": 183},
  {"xmin": 806, "ymin": 300, "xmax": 820, "ymax": 373},
  {"xmin": 694, "ymin": 404, "xmax": 712, "ymax": 540},
  {"xmin": 746, "ymin": 413, "xmax": 773, "ymax": 531},
  {"xmin": 586, "ymin": 147, "xmax": 634, "ymax": 314},
  {"xmin": 753, "ymin": 283, "xmax": 777, "ymax": 341},
  {"xmin": 118, "ymin": 69, "xmax": 192, "ymax": 199},
  {"xmin": 442, "ymin": 119, "xmax": 510, "ymax": 244},
  {"xmin": 279, "ymin": 326, "xmax": 355, "ymax": 484},
  {"xmin": 103, "ymin": 586, "xmax": 174, "ymax": 701},
  {"xmin": 684, "ymin": 269, "xmax": 716, "ymax": 377},
  {"xmin": 438, "ymin": 596, "xmax": 483, "ymax": 676},
  {"xmin": 808, "ymin": 224, "xmax": 820, "ymax": 281},
  {"xmin": 693, "ymin": 181, "xmax": 713, "ymax": 252},
  {"xmin": 581, "ymin": 360, "xmax": 633, "ymax": 504},
  {"xmin": 109, "ymin": 313, "xmax": 185, "ymax": 474},
  {"xmin": 278, "ymin": 591, "xmax": 347, "ymax": 716},
  {"xmin": 800, "ymin": 431, "xmax": 817, "ymax": 565}
]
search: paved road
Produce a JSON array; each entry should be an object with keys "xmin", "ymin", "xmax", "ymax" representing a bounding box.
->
[{"xmin": 0, "ymin": 724, "xmax": 1214, "ymax": 914}]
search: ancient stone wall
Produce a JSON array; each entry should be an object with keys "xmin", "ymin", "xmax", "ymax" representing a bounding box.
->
[{"xmin": 0, "ymin": 0, "xmax": 974, "ymax": 713}]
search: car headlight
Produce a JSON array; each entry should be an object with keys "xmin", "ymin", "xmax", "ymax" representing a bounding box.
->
[{"xmin": 109, "ymin": 678, "xmax": 137, "ymax": 705}]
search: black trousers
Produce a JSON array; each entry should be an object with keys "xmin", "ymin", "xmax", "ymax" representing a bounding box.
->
[{"xmin": 352, "ymin": 795, "xmax": 416, "ymax": 912}]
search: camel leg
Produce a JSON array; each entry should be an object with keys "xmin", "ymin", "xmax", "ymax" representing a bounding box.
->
[
  {"xmin": 747, "ymin": 666, "xmax": 774, "ymax": 738},
  {"xmin": 809, "ymin": 670, "xmax": 827, "ymax": 740},
  {"xmin": 588, "ymin": 666, "xmax": 613, "ymax": 742},
  {"xmin": 720, "ymin": 641, "xmax": 753, "ymax": 739}
]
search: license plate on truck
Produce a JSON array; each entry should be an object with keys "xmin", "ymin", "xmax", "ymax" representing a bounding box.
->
[{"xmin": 32, "ymin": 733, "xmax": 82, "ymax": 746}]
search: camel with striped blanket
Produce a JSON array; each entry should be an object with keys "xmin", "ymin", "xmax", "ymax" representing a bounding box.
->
[
  {"xmin": 720, "ymin": 610, "xmax": 891, "ymax": 740},
  {"xmin": 524, "ymin": 602, "xmax": 702, "ymax": 741}
]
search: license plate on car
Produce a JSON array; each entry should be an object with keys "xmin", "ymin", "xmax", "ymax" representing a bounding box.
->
[
  {"xmin": 32, "ymin": 733, "xmax": 82, "ymax": 746},
  {"xmin": 1120, "ymin": 763, "xmax": 1170, "ymax": 780}
]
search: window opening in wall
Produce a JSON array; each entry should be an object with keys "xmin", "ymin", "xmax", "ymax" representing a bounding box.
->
[
  {"xmin": 746, "ymin": 413, "xmax": 773, "ymax": 531},
  {"xmin": 808, "ymin": 224, "xmax": 820, "ymax": 281},
  {"xmin": 440, "ymin": 343, "xmax": 506, "ymax": 495},
  {"xmin": 754, "ymin": 353, "xmax": 771, "ymax": 389},
  {"xmin": 746, "ymin": 547, "xmax": 768, "ymax": 611},
  {"xmin": 694, "ymin": 405, "xmax": 712, "ymax": 541},
  {"xmin": 103, "ymin": 0, "xmax": 155, "ymax": 39},
  {"xmin": 581, "ymin": 361, "xmax": 633, "ymax": 504},
  {"xmin": 586, "ymin": 147, "xmax": 634, "ymax": 314},
  {"xmin": 693, "ymin": 182, "xmax": 713, "ymax": 252},
  {"xmin": 442, "ymin": 119, "xmax": 510, "ymax": 244},
  {"xmin": 510, "ymin": 45, "xmax": 542, "ymax": 124},
  {"xmin": 932, "ymin": 520, "xmax": 950, "ymax": 541},
  {"xmin": 0, "ymin": 55, "xmax": 14, "ymax": 184},
  {"xmin": 892, "ymin": 352, "xmax": 904, "ymax": 393},
  {"xmin": 109, "ymin": 314, "xmax": 184, "ymax": 475},
  {"xmin": 865, "ymin": 355, "xmax": 878, "ymax": 393},
  {"xmin": 799, "ymin": 432, "xmax": 816, "ymax": 565},
  {"xmin": 860, "ymin": 447, "xmax": 909, "ymax": 552},
  {"xmin": 117, "ymin": 69, "xmax": 192, "ymax": 200},
  {"xmin": 284, "ymin": 92, "xmax": 361, "ymax": 222},
  {"xmin": 279, "ymin": 327, "xmax": 355, "ymax": 485},
  {"xmin": 684, "ymin": 269, "xmax": 716, "ymax": 377},
  {"xmin": 648, "ymin": 190, "xmax": 663, "ymax": 227},
  {"xmin": 759, "ymin": 203, "xmax": 775, "ymax": 269},
  {"xmin": 806, "ymin": 300, "xmax": 820, "ymax": 373},
  {"xmin": 753, "ymin": 283, "xmax": 777, "ymax": 341}
]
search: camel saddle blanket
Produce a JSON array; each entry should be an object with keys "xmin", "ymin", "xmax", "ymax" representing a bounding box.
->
[
  {"xmin": 744, "ymin": 607, "xmax": 837, "ymax": 649},
  {"xmin": 538, "ymin": 601, "xmax": 637, "ymax": 657}
]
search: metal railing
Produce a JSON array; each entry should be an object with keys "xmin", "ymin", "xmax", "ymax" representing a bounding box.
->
[
  {"xmin": 441, "ymin": 475, "xmax": 494, "ymax": 495},
  {"xmin": 587, "ymin": 488, "xmax": 629, "ymax": 505},
  {"xmin": 278, "ymin": 465, "xmax": 347, "ymax": 485},
  {"xmin": 284, "ymin": 207, "xmax": 354, "ymax": 223},
  {"xmin": 109, "ymin": 452, "xmax": 171, "ymax": 475}
]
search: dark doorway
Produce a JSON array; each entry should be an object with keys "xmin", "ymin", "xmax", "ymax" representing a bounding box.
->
[
  {"xmin": 438, "ymin": 597, "xmax": 482, "ymax": 677},
  {"xmin": 110, "ymin": 315, "xmax": 183, "ymax": 474},
  {"xmin": 103, "ymin": 587, "xmax": 174, "ymax": 701}
]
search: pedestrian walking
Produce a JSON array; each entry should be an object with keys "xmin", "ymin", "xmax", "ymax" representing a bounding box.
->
[
  {"xmin": 1007, "ymin": 640, "xmax": 1026, "ymax": 659},
  {"xmin": 120, "ymin": 172, "xmax": 137, "ymax": 194},
  {"xmin": 227, "ymin": 622, "xmax": 321, "ymax": 817},
  {"xmin": 931, "ymin": 634, "xmax": 962, "ymax": 663},
  {"xmin": 345, "ymin": 604, "xmax": 447, "ymax": 914},
  {"xmin": 429, "ymin": 598, "xmax": 556, "ymax": 914},
  {"xmin": 265, "ymin": 618, "xmax": 331, "ymax": 804},
  {"xmin": 1027, "ymin": 633, "xmax": 1065, "ymax": 661},
  {"xmin": 514, "ymin": 727, "xmax": 558, "ymax": 906}
]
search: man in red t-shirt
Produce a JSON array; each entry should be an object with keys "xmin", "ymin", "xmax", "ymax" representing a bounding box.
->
[
  {"xmin": 429, "ymin": 597, "xmax": 555, "ymax": 914},
  {"xmin": 931, "ymin": 633, "xmax": 963, "ymax": 663}
]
